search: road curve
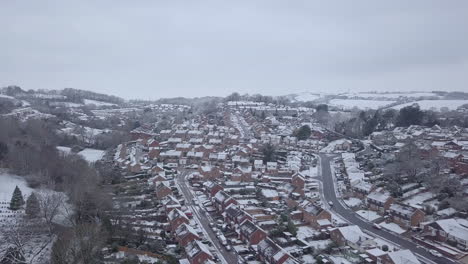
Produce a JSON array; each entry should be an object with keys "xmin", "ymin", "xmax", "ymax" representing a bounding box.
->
[{"xmin": 318, "ymin": 154, "xmax": 458, "ymax": 264}]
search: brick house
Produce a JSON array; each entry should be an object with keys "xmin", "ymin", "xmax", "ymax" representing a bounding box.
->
[
  {"xmin": 175, "ymin": 223, "xmax": 200, "ymax": 247},
  {"xmin": 291, "ymin": 172, "xmax": 305, "ymax": 190},
  {"xmin": 239, "ymin": 219, "xmax": 268, "ymax": 245},
  {"xmin": 198, "ymin": 166, "xmax": 221, "ymax": 180},
  {"xmin": 224, "ymin": 204, "xmax": 253, "ymax": 229},
  {"xmin": 155, "ymin": 182, "xmax": 172, "ymax": 199},
  {"xmin": 185, "ymin": 240, "xmax": 213, "ymax": 264},
  {"xmin": 423, "ymin": 218, "xmax": 468, "ymax": 251},
  {"xmin": 213, "ymin": 191, "xmax": 237, "ymax": 212},
  {"xmin": 367, "ymin": 188, "xmax": 394, "ymax": 214},
  {"xmin": 300, "ymin": 203, "xmax": 331, "ymax": 229},
  {"xmin": 203, "ymin": 181, "xmax": 224, "ymax": 197},
  {"xmin": 351, "ymin": 180, "xmax": 374, "ymax": 199},
  {"xmin": 378, "ymin": 250, "xmax": 420, "ymax": 264},
  {"xmin": 388, "ymin": 204, "xmax": 425, "ymax": 229},
  {"xmin": 162, "ymin": 195, "xmax": 181, "ymax": 214},
  {"xmin": 257, "ymin": 237, "xmax": 298, "ymax": 264},
  {"xmin": 330, "ymin": 225, "xmax": 375, "ymax": 251},
  {"xmin": 168, "ymin": 209, "xmax": 189, "ymax": 233}
]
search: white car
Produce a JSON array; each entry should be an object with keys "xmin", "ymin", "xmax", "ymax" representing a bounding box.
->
[
  {"xmin": 429, "ymin": 250, "xmax": 442, "ymax": 257},
  {"xmin": 328, "ymin": 201, "xmax": 334, "ymax": 206}
]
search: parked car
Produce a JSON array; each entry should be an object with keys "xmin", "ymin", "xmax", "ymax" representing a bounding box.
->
[{"xmin": 429, "ymin": 250, "xmax": 442, "ymax": 257}]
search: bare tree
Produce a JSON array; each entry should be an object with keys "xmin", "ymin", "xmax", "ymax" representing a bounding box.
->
[{"xmin": 1, "ymin": 220, "xmax": 53, "ymax": 264}]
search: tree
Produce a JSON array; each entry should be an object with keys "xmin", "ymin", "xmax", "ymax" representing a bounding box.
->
[
  {"xmin": 0, "ymin": 141, "xmax": 8, "ymax": 161},
  {"xmin": 9, "ymin": 186, "xmax": 24, "ymax": 211},
  {"xmin": 287, "ymin": 219, "xmax": 297, "ymax": 236},
  {"xmin": 261, "ymin": 143, "xmax": 276, "ymax": 162},
  {"xmin": 396, "ymin": 105, "xmax": 424, "ymax": 127},
  {"xmin": 294, "ymin": 125, "xmax": 311, "ymax": 140},
  {"xmin": 0, "ymin": 247, "xmax": 25, "ymax": 264},
  {"xmin": 25, "ymin": 193, "xmax": 40, "ymax": 219}
]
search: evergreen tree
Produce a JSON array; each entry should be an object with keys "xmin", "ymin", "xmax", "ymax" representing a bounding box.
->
[
  {"xmin": 294, "ymin": 125, "xmax": 312, "ymax": 140},
  {"xmin": 25, "ymin": 192, "xmax": 40, "ymax": 218},
  {"xmin": 9, "ymin": 186, "xmax": 24, "ymax": 211}
]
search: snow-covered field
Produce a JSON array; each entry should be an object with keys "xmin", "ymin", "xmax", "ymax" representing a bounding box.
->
[
  {"xmin": 292, "ymin": 92, "xmax": 322, "ymax": 102},
  {"xmin": 84, "ymin": 99, "xmax": 117, "ymax": 107},
  {"xmin": 78, "ymin": 148, "xmax": 105, "ymax": 163},
  {"xmin": 392, "ymin": 100, "xmax": 468, "ymax": 111},
  {"xmin": 0, "ymin": 171, "xmax": 33, "ymax": 201},
  {"xmin": 344, "ymin": 92, "xmax": 439, "ymax": 99},
  {"xmin": 356, "ymin": 210, "xmax": 380, "ymax": 222},
  {"xmin": 329, "ymin": 99, "xmax": 396, "ymax": 110}
]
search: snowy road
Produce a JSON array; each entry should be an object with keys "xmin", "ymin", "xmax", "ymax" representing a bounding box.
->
[
  {"xmin": 318, "ymin": 154, "xmax": 458, "ymax": 264},
  {"xmin": 176, "ymin": 171, "xmax": 238, "ymax": 264}
]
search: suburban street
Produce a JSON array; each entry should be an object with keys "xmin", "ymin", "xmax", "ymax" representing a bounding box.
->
[
  {"xmin": 176, "ymin": 171, "xmax": 239, "ymax": 264},
  {"xmin": 318, "ymin": 153, "xmax": 458, "ymax": 264}
]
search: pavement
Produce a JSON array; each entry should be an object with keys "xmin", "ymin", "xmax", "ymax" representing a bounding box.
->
[
  {"xmin": 176, "ymin": 171, "xmax": 239, "ymax": 264},
  {"xmin": 318, "ymin": 153, "xmax": 459, "ymax": 264}
]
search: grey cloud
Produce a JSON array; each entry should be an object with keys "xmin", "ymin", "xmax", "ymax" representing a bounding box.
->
[{"xmin": 1, "ymin": 0, "xmax": 467, "ymax": 99}]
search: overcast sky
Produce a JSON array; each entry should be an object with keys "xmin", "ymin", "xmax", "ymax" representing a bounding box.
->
[{"xmin": 1, "ymin": 1, "xmax": 468, "ymax": 99}]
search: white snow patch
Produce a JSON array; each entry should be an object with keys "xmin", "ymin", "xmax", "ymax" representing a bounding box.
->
[
  {"xmin": 356, "ymin": 210, "xmax": 380, "ymax": 222},
  {"xmin": 57, "ymin": 146, "xmax": 72, "ymax": 154},
  {"xmin": 379, "ymin": 222, "xmax": 406, "ymax": 234},
  {"xmin": 392, "ymin": 100, "xmax": 468, "ymax": 111},
  {"xmin": 84, "ymin": 99, "xmax": 117, "ymax": 107},
  {"xmin": 0, "ymin": 171, "xmax": 33, "ymax": 201},
  {"xmin": 329, "ymin": 99, "xmax": 396, "ymax": 110},
  {"xmin": 343, "ymin": 197, "xmax": 362, "ymax": 208},
  {"xmin": 78, "ymin": 148, "xmax": 105, "ymax": 163}
]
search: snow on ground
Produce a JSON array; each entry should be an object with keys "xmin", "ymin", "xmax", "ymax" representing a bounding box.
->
[
  {"xmin": 0, "ymin": 171, "xmax": 33, "ymax": 201},
  {"xmin": 392, "ymin": 100, "xmax": 468, "ymax": 111},
  {"xmin": 379, "ymin": 222, "xmax": 406, "ymax": 234},
  {"xmin": 292, "ymin": 92, "xmax": 321, "ymax": 102},
  {"xmin": 78, "ymin": 148, "xmax": 105, "ymax": 163},
  {"xmin": 328, "ymin": 256, "xmax": 353, "ymax": 264},
  {"xmin": 343, "ymin": 197, "xmax": 362, "ymax": 208},
  {"xmin": 356, "ymin": 210, "xmax": 381, "ymax": 222},
  {"xmin": 329, "ymin": 99, "xmax": 396, "ymax": 110},
  {"xmin": 0, "ymin": 94, "xmax": 15, "ymax": 99},
  {"xmin": 307, "ymin": 239, "xmax": 332, "ymax": 250},
  {"xmin": 301, "ymin": 166, "xmax": 318, "ymax": 177},
  {"xmin": 344, "ymin": 92, "xmax": 439, "ymax": 99},
  {"xmin": 57, "ymin": 146, "xmax": 72, "ymax": 154},
  {"xmin": 84, "ymin": 99, "xmax": 117, "ymax": 107},
  {"xmin": 297, "ymin": 226, "xmax": 320, "ymax": 240},
  {"xmin": 402, "ymin": 191, "xmax": 435, "ymax": 209},
  {"xmin": 301, "ymin": 254, "xmax": 316, "ymax": 264},
  {"xmin": 320, "ymin": 139, "xmax": 352, "ymax": 153}
]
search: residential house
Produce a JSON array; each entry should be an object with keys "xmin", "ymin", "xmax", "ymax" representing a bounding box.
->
[
  {"xmin": 378, "ymin": 249, "xmax": 420, "ymax": 264},
  {"xmin": 423, "ymin": 218, "xmax": 468, "ymax": 251},
  {"xmin": 175, "ymin": 223, "xmax": 200, "ymax": 247},
  {"xmin": 213, "ymin": 191, "xmax": 238, "ymax": 212},
  {"xmin": 300, "ymin": 203, "xmax": 331, "ymax": 229},
  {"xmin": 155, "ymin": 182, "xmax": 172, "ymax": 199},
  {"xmin": 257, "ymin": 237, "xmax": 298, "ymax": 264},
  {"xmin": 367, "ymin": 188, "xmax": 394, "ymax": 214},
  {"xmin": 239, "ymin": 219, "xmax": 268, "ymax": 245},
  {"xmin": 168, "ymin": 209, "xmax": 190, "ymax": 233},
  {"xmin": 330, "ymin": 225, "xmax": 375, "ymax": 251},
  {"xmin": 388, "ymin": 204, "xmax": 425, "ymax": 229},
  {"xmin": 185, "ymin": 240, "xmax": 213, "ymax": 264}
]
